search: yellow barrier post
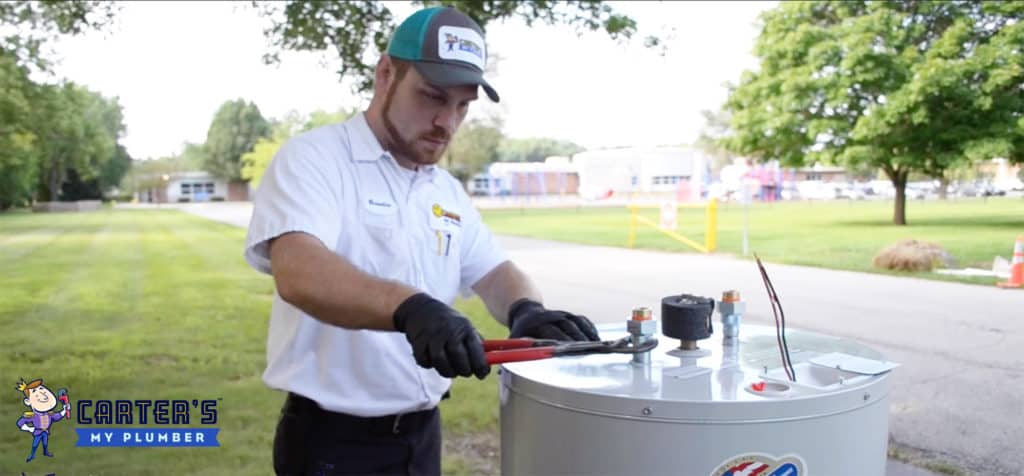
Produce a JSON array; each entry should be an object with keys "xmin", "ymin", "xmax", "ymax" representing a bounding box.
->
[
  {"xmin": 705, "ymin": 198, "xmax": 718, "ymax": 252},
  {"xmin": 625, "ymin": 200, "xmax": 717, "ymax": 253}
]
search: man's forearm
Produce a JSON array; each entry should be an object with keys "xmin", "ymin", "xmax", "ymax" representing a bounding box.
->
[
  {"xmin": 472, "ymin": 260, "xmax": 542, "ymax": 326},
  {"xmin": 269, "ymin": 232, "xmax": 419, "ymax": 331}
]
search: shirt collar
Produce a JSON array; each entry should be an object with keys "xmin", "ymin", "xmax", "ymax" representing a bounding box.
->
[
  {"xmin": 346, "ymin": 111, "xmax": 438, "ymax": 180},
  {"xmin": 347, "ymin": 111, "xmax": 387, "ymax": 163}
]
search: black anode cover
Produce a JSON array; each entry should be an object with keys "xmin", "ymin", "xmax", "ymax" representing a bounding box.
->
[{"xmin": 661, "ymin": 294, "xmax": 715, "ymax": 341}]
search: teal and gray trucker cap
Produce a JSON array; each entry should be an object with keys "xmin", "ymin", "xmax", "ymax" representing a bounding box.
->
[{"xmin": 386, "ymin": 6, "xmax": 500, "ymax": 102}]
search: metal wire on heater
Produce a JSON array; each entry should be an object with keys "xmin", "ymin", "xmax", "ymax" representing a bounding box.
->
[{"xmin": 755, "ymin": 254, "xmax": 795, "ymax": 382}]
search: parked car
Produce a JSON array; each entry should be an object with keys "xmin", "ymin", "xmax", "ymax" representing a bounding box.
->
[{"xmin": 837, "ymin": 183, "xmax": 867, "ymax": 200}]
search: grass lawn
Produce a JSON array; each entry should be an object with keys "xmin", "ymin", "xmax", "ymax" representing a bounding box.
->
[
  {"xmin": 480, "ymin": 196, "xmax": 1024, "ymax": 285},
  {"xmin": 0, "ymin": 209, "xmax": 501, "ymax": 475}
]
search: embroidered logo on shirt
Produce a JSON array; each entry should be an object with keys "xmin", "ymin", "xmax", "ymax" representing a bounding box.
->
[
  {"xmin": 431, "ymin": 204, "xmax": 461, "ymax": 224},
  {"xmin": 431, "ymin": 204, "xmax": 460, "ymax": 257}
]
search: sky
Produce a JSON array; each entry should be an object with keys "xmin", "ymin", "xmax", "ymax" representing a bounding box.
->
[{"xmin": 46, "ymin": 1, "xmax": 776, "ymax": 160}]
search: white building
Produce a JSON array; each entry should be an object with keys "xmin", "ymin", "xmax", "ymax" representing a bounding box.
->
[
  {"xmin": 571, "ymin": 146, "xmax": 708, "ymax": 199},
  {"xmin": 990, "ymin": 158, "xmax": 1024, "ymax": 192},
  {"xmin": 136, "ymin": 171, "xmax": 243, "ymax": 203},
  {"xmin": 468, "ymin": 157, "xmax": 579, "ymax": 196},
  {"xmin": 166, "ymin": 172, "xmax": 227, "ymax": 202}
]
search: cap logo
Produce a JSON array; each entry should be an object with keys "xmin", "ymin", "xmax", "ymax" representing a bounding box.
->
[{"xmin": 438, "ymin": 25, "xmax": 486, "ymax": 70}]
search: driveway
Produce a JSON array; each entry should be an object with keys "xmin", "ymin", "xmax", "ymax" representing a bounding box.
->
[{"xmin": 167, "ymin": 201, "xmax": 1022, "ymax": 475}]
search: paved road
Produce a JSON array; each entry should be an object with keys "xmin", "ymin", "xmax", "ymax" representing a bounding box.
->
[{"xmin": 165, "ymin": 202, "xmax": 1024, "ymax": 475}]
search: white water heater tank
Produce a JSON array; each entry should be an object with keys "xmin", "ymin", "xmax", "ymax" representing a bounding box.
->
[{"xmin": 499, "ymin": 324, "xmax": 897, "ymax": 476}]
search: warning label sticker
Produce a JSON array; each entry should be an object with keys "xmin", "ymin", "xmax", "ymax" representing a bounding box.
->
[{"xmin": 710, "ymin": 453, "xmax": 806, "ymax": 476}]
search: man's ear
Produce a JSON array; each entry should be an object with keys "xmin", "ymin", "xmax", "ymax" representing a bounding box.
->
[
  {"xmin": 374, "ymin": 55, "xmax": 393, "ymax": 97},
  {"xmin": 24, "ymin": 398, "xmax": 30, "ymax": 407}
]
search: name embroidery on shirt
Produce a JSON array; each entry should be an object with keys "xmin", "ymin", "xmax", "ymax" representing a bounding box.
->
[{"xmin": 365, "ymin": 199, "xmax": 397, "ymax": 216}]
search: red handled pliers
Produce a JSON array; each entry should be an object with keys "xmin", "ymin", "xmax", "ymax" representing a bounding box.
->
[{"xmin": 483, "ymin": 336, "xmax": 659, "ymax": 365}]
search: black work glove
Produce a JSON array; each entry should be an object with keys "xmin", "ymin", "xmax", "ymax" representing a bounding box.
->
[
  {"xmin": 393, "ymin": 293, "xmax": 490, "ymax": 380},
  {"xmin": 507, "ymin": 298, "xmax": 600, "ymax": 342}
]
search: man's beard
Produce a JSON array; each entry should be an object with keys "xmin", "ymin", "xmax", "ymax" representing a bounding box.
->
[{"xmin": 382, "ymin": 93, "xmax": 451, "ymax": 166}]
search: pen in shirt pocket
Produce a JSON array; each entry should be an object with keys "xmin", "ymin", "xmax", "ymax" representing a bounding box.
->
[{"xmin": 434, "ymin": 230, "xmax": 452, "ymax": 256}]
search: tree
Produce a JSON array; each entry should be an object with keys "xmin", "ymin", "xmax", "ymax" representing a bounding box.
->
[
  {"xmin": 31, "ymin": 82, "xmax": 124, "ymax": 201},
  {"xmin": 0, "ymin": 52, "xmax": 39, "ymax": 209},
  {"xmin": 201, "ymin": 99, "xmax": 271, "ymax": 181},
  {"xmin": 445, "ymin": 116, "xmax": 504, "ymax": 183},
  {"xmin": 1, "ymin": 2, "xmax": 119, "ymax": 208},
  {"xmin": 303, "ymin": 108, "xmax": 356, "ymax": 131},
  {"xmin": 97, "ymin": 144, "xmax": 132, "ymax": 194},
  {"xmin": 255, "ymin": 0, "xmax": 657, "ymax": 95},
  {"xmin": 0, "ymin": 129, "xmax": 37, "ymax": 209},
  {"xmin": 497, "ymin": 137, "xmax": 583, "ymax": 163},
  {"xmin": 0, "ymin": 67, "xmax": 125, "ymax": 205},
  {"xmin": 240, "ymin": 138, "xmax": 282, "ymax": 189},
  {"xmin": 695, "ymin": 108, "xmax": 740, "ymax": 173},
  {"xmin": 723, "ymin": 1, "xmax": 1023, "ymax": 225},
  {"xmin": 58, "ymin": 144, "xmax": 131, "ymax": 201},
  {"xmin": 179, "ymin": 142, "xmax": 207, "ymax": 170},
  {"xmin": 124, "ymin": 153, "xmax": 197, "ymax": 195},
  {"xmin": 242, "ymin": 108, "xmax": 357, "ymax": 187},
  {"xmin": 0, "ymin": 0, "xmax": 118, "ymax": 70}
]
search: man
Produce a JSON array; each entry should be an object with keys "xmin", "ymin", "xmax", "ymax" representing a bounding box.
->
[
  {"xmin": 15, "ymin": 378, "xmax": 69, "ymax": 462},
  {"xmin": 243, "ymin": 6, "xmax": 599, "ymax": 475}
]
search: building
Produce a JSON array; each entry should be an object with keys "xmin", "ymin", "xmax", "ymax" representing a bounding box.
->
[
  {"xmin": 467, "ymin": 147, "xmax": 710, "ymax": 200},
  {"xmin": 136, "ymin": 171, "xmax": 249, "ymax": 203},
  {"xmin": 789, "ymin": 164, "xmax": 848, "ymax": 182},
  {"xmin": 983, "ymin": 158, "xmax": 1024, "ymax": 192},
  {"xmin": 468, "ymin": 157, "xmax": 579, "ymax": 196},
  {"xmin": 571, "ymin": 146, "xmax": 708, "ymax": 200}
]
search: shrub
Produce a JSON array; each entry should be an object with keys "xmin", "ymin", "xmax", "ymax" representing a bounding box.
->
[{"xmin": 872, "ymin": 239, "xmax": 955, "ymax": 272}]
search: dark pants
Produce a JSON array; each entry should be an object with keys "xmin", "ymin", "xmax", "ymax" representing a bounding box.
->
[
  {"xmin": 273, "ymin": 393, "xmax": 441, "ymax": 476},
  {"xmin": 27, "ymin": 431, "xmax": 50, "ymax": 460}
]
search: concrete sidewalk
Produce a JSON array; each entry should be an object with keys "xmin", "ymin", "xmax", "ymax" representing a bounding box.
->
[
  {"xmin": 161, "ymin": 201, "xmax": 1024, "ymax": 475},
  {"xmin": 118, "ymin": 201, "xmax": 255, "ymax": 228}
]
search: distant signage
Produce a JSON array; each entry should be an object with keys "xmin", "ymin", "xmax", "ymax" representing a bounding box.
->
[{"xmin": 659, "ymin": 201, "xmax": 677, "ymax": 231}]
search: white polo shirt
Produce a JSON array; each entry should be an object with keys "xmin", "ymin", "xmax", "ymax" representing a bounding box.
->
[{"xmin": 244, "ymin": 112, "xmax": 508, "ymax": 417}]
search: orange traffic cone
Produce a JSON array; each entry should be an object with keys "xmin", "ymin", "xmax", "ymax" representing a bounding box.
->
[{"xmin": 997, "ymin": 235, "xmax": 1023, "ymax": 289}]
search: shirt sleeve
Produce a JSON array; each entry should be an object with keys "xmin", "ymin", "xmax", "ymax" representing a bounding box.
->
[
  {"xmin": 244, "ymin": 137, "xmax": 344, "ymax": 275},
  {"xmin": 456, "ymin": 187, "xmax": 508, "ymax": 293}
]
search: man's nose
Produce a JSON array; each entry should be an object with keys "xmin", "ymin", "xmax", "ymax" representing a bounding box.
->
[{"xmin": 433, "ymin": 106, "xmax": 458, "ymax": 136}]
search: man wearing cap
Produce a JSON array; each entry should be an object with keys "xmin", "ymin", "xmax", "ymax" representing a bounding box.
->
[{"xmin": 244, "ymin": 6, "xmax": 600, "ymax": 475}]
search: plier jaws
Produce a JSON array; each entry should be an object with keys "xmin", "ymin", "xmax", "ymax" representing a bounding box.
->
[{"xmin": 483, "ymin": 336, "xmax": 658, "ymax": 365}]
